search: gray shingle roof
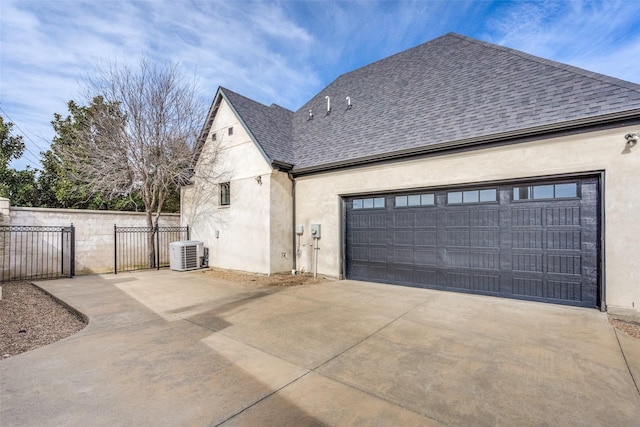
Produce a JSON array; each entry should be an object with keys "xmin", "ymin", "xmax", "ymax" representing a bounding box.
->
[
  {"xmin": 221, "ymin": 88, "xmax": 295, "ymax": 166},
  {"xmin": 218, "ymin": 33, "xmax": 640, "ymax": 172}
]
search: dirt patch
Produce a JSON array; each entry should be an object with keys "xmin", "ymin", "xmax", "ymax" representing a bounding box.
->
[
  {"xmin": 0, "ymin": 282, "xmax": 86, "ymax": 359},
  {"xmin": 609, "ymin": 317, "xmax": 640, "ymax": 339},
  {"xmin": 194, "ymin": 267, "xmax": 333, "ymax": 287}
]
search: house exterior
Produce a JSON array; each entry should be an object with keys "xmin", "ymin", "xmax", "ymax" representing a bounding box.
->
[{"xmin": 182, "ymin": 33, "xmax": 640, "ymax": 315}]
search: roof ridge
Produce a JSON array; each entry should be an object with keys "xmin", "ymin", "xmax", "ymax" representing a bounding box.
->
[
  {"xmin": 220, "ymin": 87, "xmax": 294, "ymax": 113},
  {"xmin": 450, "ymin": 33, "xmax": 640, "ymax": 93}
]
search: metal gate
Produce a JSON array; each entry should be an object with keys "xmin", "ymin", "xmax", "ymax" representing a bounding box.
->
[
  {"xmin": 345, "ymin": 177, "xmax": 599, "ymax": 308},
  {"xmin": 114, "ymin": 225, "xmax": 189, "ymax": 273},
  {"xmin": 0, "ymin": 225, "xmax": 75, "ymax": 282}
]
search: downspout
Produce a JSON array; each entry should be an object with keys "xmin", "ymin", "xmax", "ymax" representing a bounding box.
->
[{"xmin": 288, "ymin": 172, "xmax": 297, "ymax": 275}]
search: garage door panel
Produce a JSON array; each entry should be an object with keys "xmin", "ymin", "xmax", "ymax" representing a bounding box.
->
[
  {"xmin": 368, "ymin": 247, "xmax": 387, "ymax": 263},
  {"xmin": 512, "ymin": 207, "xmax": 543, "ymax": 226},
  {"xmin": 472, "ymin": 273, "xmax": 501, "ymax": 294},
  {"xmin": 393, "ymin": 230, "xmax": 414, "ymax": 245},
  {"xmin": 444, "ymin": 249, "xmax": 470, "ymax": 268},
  {"xmin": 546, "ymin": 206, "xmax": 580, "ymax": 226},
  {"xmin": 394, "ymin": 212, "xmax": 415, "ymax": 227},
  {"xmin": 389, "ymin": 266, "xmax": 414, "ymax": 285},
  {"xmin": 393, "ymin": 247, "xmax": 413, "ymax": 264},
  {"xmin": 546, "ymin": 279, "xmax": 583, "ymax": 302},
  {"xmin": 351, "ymin": 230, "xmax": 369, "ymax": 244},
  {"xmin": 369, "ymin": 230, "xmax": 385, "ymax": 245},
  {"xmin": 414, "ymin": 249, "xmax": 437, "ymax": 266},
  {"xmin": 512, "ymin": 253, "xmax": 544, "ymax": 272},
  {"xmin": 441, "ymin": 271, "xmax": 502, "ymax": 293},
  {"xmin": 546, "ymin": 254, "xmax": 581, "ymax": 275},
  {"xmin": 446, "ymin": 230, "xmax": 470, "ymax": 246},
  {"xmin": 369, "ymin": 213, "xmax": 386, "ymax": 227},
  {"xmin": 415, "ymin": 211, "xmax": 437, "ymax": 227},
  {"xmin": 350, "ymin": 246, "xmax": 369, "ymax": 262},
  {"xmin": 414, "ymin": 269, "xmax": 437, "ymax": 287},
  {"xmin": 513, "ymin": 231, "xmax": 544, "ymax": 249},
  {"xmin": 470, "ymin": 209, "xmax": 500, "ymax": 226},
  {"xmin": 547, "ymin": 230, "xmax": 581, "ymax": 249},
  {"xmin": 350, "ymin": 214, "xmax": 370, "ymax": 228},
  {"xmin": 470, "ymin": 250, "xmax": 500, "ymax": 270},
  {"xmin": 350, "ymin": 262, "xmax": 387, "ymax": 282},
  {"xmin": 444, "ymin": 271, "xmax": 472, "ymax": 290},
  {"xmin": 345, "ymin": 176, "xmax": 599, "ymax": 308},
  {"xmin": 446, "ymin": 211, "xmax": 470, "ymax": 227},
  {"xmin": 470, "ymin": 230, "xmax": 500, "ymax": 248},
  {"xmin": 415, "ymin": 230, "xmax": 437, "ymax": 246},
  {"xmin": 512, "ymin": 276, "xmax": 545, "ymax": 298}
]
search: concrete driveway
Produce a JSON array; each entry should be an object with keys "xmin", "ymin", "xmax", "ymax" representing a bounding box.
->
[{"xmin": 1, "ymin": 270, "xmax": 639, "ymax": 426}]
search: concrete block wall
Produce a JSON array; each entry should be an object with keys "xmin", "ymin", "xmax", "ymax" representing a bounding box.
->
[
  {"xmin": 0, "ymin": 198, "xmax": 10, "ymax": 279},
  {"xmin": 6, "ymin": 203, "xmax": 179, "ymax": 275}
]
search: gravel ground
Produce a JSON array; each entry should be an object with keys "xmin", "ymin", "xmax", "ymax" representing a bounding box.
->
[
  {"xmin": 609, "ymin": 317, "xmax": 640, "ymax": 339},
  {"xmin": 0, "ymin": 282, "xmax": 86, "ymax": 359},
  {"xmin": 1, "ymin": 273, "xmax": 637, "ymax": 360},
  {"xmin": 0, "ymin": 270, "xmax": 328, "ymax": 359}
]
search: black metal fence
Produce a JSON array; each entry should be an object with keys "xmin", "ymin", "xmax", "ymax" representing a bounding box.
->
[
  {"xmin": 114, "ymin": 225, "xmax": 189, "ymax": 274},
  {"xmin": 0, "ymin": 225, "xmax": 75, "ymax": 282}
]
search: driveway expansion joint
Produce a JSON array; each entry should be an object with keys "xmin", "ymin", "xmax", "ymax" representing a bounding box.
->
[
  {"xmin": 213, "ymin": 372, "xmax": 313, "ymax": 426},
  {"xmin": 5, "ymin": 273, "xmax": 640, "ymax": 426},
  {"xmin": 614, "ymin": 327, "xmax": 640, "ymax": 396},
  {"xmin": 311, "ymin": 297, "xmax": 431, "ymax": 372}
]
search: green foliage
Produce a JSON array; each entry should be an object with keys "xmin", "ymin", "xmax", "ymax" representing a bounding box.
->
[
  {"xmin": 0, "ymin": 116, "xmax": 38, "ymax": 206},
  {"xmin": 39, "ymin": 98, "xmax": 178, "ymax": 212}
]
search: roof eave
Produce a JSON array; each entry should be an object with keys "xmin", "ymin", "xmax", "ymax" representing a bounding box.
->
[
  {"xmin": 291, "ymin": 109, "xmax": 640, "ymax": 176},
  {"xmin": 271, "ymin": 160, "xmax": 294, "ymax": 171}
]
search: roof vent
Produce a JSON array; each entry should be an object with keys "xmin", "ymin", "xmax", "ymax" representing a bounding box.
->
[
  {"xmin": 308, "ymin": 109, "xmax": 313, "ymax": 120},
  {"xmin": 346, "ymin": 96, "xmax": 352, "ymax": 109},
  {"xmin": 325, "ymin": 96, "xmax": 331, "ymax": 115}
]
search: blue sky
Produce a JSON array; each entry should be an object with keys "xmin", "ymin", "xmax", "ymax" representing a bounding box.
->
[{"xmin": 2, "ymin": 0, "xmax": 640, "ymax": 170}]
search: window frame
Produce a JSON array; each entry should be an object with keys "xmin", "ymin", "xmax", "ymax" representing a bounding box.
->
[
  {"xmin": 394, "ymin": 193, "xmax": 436, "ymax": 208},
  {"xmin": 220, "ymin": 182, "xmax": 230, "ymax": 206},
  {"xmin": 352, "ymin": 197, "xmax": 385, "ymax": 210},
  {"xmin": 446, "ymin": 188, "xmax": 498, "ymax": 205},
  {"xmin": 512, "ymin": 182, "xmax": 579, "ymax": 202}
]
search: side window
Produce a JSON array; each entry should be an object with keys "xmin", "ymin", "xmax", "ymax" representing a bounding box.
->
[
  {"xmin": 513, "ymin": 183, "xmax": 578, "ymax": 201},
  {"xmin": 395, "ymin": 193, "xmax": 435, "ymax": 208},
  {"xmin": 352, "ymin": 197, "xmax": 385, "ymax": 209},
  {"xmin": 220, "ymin": 182, "xmax": 230, "ymax": 206},
  {"xmin": 447, "ymin": 188, "xmax": 497, "ymax": 205}
]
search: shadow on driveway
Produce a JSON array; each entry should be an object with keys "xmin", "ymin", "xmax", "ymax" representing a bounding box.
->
[{"xmin": 1, "ymin": 270, "xmax": 639, "ymax": 426}]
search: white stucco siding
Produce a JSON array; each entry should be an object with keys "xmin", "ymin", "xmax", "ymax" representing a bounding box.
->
[
  {"xmin": 207, "ymin": 176, "xmax": 271, "ymax": 274},
  {"xmin": 294, "ymin": 126, "xmax": 640, "ymax": 313},
  {"xmin": 269, "ymin": 170, "xmax": 294, "ymax": 274},
  {"xmin": 182, "ymin": 99, "xmax": 274, "ymax": 274}
]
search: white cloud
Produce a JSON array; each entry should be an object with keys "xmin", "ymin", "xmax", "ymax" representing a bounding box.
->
[
  {"xmin": 0, "ymin": 0, "xmax": 320, "ymax": 169},
  {"xmin": 484, "ymin": 0, "xmax": 640, "ymax": 83},
  {"xmin": 1, "ymin": 0, "xmax": 639, "ymax": 172}
]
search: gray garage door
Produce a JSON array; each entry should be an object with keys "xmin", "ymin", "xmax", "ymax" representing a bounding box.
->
[{"xmin": 345, "ymin": 177, "xmax": 600, "ymax": 308}]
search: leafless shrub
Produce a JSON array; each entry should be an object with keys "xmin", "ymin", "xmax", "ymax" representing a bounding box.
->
[{"xmin": 59, "ymin": 58, "xmax": 222, "ymax": 267}]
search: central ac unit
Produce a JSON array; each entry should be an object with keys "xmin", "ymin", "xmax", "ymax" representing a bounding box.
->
[{"xmin": 170, "ymin": 241, "xmax": 204, "ymax": 271}]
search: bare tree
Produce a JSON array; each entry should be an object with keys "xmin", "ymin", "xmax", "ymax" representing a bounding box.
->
[{"xmin": 59, "ymin": 58, "xmax": 209, "ymax": 267}]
